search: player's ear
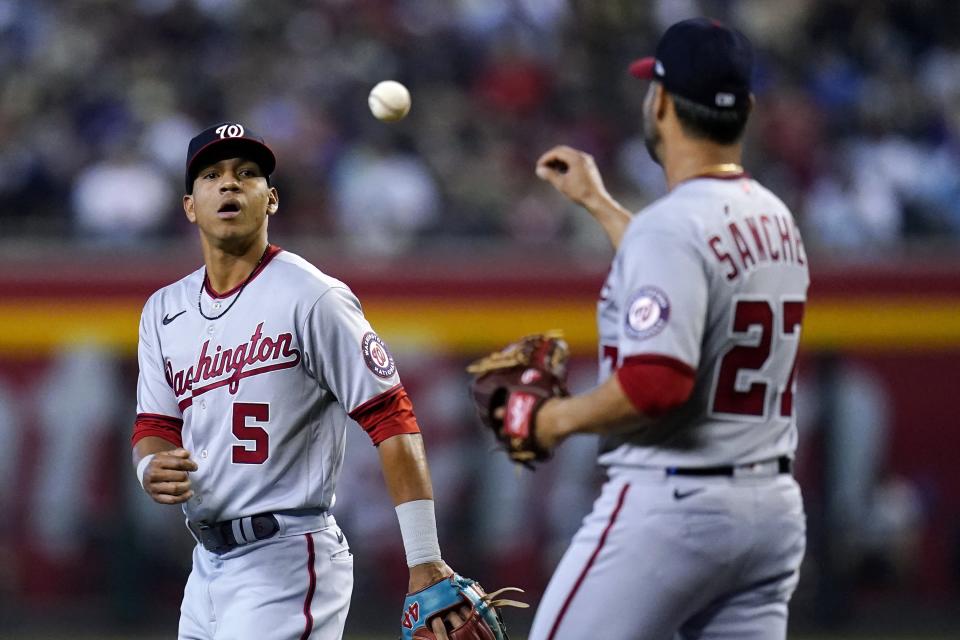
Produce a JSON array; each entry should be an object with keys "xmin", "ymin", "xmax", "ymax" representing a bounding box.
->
[
  {"xmin": 266, "ymin": 187, "xmax": 279, "ymax": 216},
  {"xmin": 654, "ymin": 83, "xmax": 669, "ymax": 121},
  {"xmin": 183, "ymin": 195, "xmax": 197, "ymax": 224}
]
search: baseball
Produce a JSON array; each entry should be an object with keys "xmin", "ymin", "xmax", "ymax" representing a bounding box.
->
[{"xmin": 368, "ymin": 80, "xmax": 411, "ymax": 122}]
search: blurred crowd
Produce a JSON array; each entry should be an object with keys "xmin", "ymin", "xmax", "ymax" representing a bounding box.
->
[{"xmin": 2, "ymin": 0, "xmax": 960, "ymax": 253}]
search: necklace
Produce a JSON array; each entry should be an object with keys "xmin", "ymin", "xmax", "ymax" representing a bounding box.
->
[
  {"xmin": 696, "ymin": 163, "xmax": 744, "ymax": 176},
  {"xmin": 197, "ymin": 245, "xmax": 270, "ymax": 321}
]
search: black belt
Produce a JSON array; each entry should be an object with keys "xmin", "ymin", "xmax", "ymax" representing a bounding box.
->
[
  {"xmin": 666, "ymin": 456, "xmax": 792, "ymax": 477},
  {"xmin": 191, "ymin": 513, "xmax": 280, "ymax": 553}
]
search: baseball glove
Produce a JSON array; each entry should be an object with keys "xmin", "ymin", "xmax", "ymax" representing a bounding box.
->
[
  {"xmin": 466, "ymin": 332, "xmax": 570, "ymax": 467},
  {"xmin": 400, "ymin": 573, "xmax": 527, "ymax": 639}
]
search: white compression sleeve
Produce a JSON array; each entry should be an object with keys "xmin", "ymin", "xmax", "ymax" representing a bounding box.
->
[{"xmin": 395, "ymin": 499, "xmax": 442, "ymax": 567}]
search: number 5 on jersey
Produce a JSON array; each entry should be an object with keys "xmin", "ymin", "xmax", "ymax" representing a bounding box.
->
[
  {"xmin": 710, "ymin": 297, "xmax": 804, "ymax": 419},
  {"xmin": 233, "ymin": 402, "xmax": 270, "ymax": 464}
]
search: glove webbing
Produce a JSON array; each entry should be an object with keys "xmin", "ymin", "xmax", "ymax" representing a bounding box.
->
[{"xmin": 466, "ymin": 330, "xmax": 565, "ymax": 375}]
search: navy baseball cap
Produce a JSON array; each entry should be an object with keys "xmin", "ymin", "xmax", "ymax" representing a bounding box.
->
[
  {"xmin": 629, "ymin": 18, "xmax": 753, "ymax": 110},
  {"xmin": 184, "ymin": 122, "xmax": 276, "ymax": 194}
]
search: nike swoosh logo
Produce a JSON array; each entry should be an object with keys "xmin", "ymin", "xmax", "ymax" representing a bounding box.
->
[
  {"xmin": 673, "ymin": 488, "xmax": 705, "ymax": 500},
  {"xmin": 162, "ymin": 310, "xmax": 187, "ymax": 325}
]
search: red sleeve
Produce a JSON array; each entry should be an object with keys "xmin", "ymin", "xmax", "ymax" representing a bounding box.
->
[
  {"xmin": 615, "ymin": 355, "xmax": 696, "ymax": 418},
  {"xmin": 132, "ymin": 413, "xmax": 184, "ymax": 448},
  {"xmin": 349, "ymin": 384, "xmax": 421, "ymax": 446}
]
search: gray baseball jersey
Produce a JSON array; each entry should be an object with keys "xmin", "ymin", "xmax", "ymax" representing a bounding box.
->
[
  {"xmin": 530, "ymin": 173, "xmax": 809, "ymax": 640},
  {"xmin": 596, "ymin": 174, "xmax": 809, "ymax": 468},
  {"xmin": 136, "ymin": 246, "xmax": 403, "ymax": 525}
]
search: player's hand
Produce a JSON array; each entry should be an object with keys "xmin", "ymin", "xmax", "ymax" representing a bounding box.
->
[
  {"xmin": 428, "ymin": 602, "xmax": 474, "ymax": 640},
  {"xmin": 142, "ymin": 448, "xmax": 198, "ymax": 505},
  {"xmin": 536, "ymin": 145, "xmax": 632, "ymax": 249},
  {"xmin": 493, "ymin": 400, "xmax": 564, "ymax": 453},
  {"xmin": 408, "ymin": 560, "xmax": 454, "ymax": 594},
  {"xmin": 536, "ymin": 145, "xmax": 611, "ymax": 210},
  {"xmin": 408, "ymin": 561, "xmax": 470, "ymax": 640}
]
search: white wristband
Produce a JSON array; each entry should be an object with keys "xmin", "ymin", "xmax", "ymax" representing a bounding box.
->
[
  {"xmin": 395, "ymin": 499, "xmax": 442, "ymax": 567},
  {"xmin": 136, "ymin": 453, "xmax": 156, "ymax": 491}
]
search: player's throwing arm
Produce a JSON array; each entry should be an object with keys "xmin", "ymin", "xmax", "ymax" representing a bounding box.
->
[{"xmin": 535, "ymin": 145, "xmax": 633, "ymax": 249}]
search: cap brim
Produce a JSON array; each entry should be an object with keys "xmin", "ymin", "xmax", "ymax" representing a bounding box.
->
[
  {"xmin": 187, "ymin": 138, "xmax": 276, "ymax": 179},
  {"xmin": 629, "ymin": 57, "xmax": 656, "ymax": 79}
]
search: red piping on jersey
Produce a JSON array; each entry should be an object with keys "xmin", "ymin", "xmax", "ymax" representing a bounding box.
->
[
  {"xmin": 203, "ymin": 244, "xmax": 282, "ymax": 299},
  {"xmin": 676, "ymin": 171, "xmax": 750, "ymax": 189},
  {"xmin": 698, "ymin": 171, "xmax": 749, "ymax": 180},
  {"xmin": 691, "ymin": 171, "xmax": 749, "ymax": 181},
  {"xmin": 132, "ymin": 413, "xmax": 184, "ymax": 448},
  {"xmin": 300, "ymin": 533, "xmax": 317, "ymax": 640},
  {"xmin": 546, "ymin": 482, "xmax": 630, "ymax": 640},
  {"xmin": 349, "ymin": 384, "xmax": 421, "ymax": 446},
  {"xmin": 616, "ymin": 355, "xmax": 696, "ymax": 417}
]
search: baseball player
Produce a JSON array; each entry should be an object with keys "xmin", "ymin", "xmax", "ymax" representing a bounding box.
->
[
  {"xmin": 131, "ymin": 123, "xmax": 476, "ymax": 639},
  {"xmin": 527, "ymin": 19, "xmax": 809, "ymax": 639}
]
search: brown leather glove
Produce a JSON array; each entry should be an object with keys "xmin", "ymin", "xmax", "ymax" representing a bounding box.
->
[{"xmin": 466, "ymin": 332, "xmax": 569, "ymax": 468}]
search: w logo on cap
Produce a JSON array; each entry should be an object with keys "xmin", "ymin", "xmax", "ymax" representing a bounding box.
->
[
  {"xmin": 215, "ymin": 123, "xmax": 245, "ymax": 139},
  {"xmin": 715, "ymin": 93, "xmax": 736, "ymax": 107},
  {"xmin": 185, "ymin": 122, "xmax": 276, "ymax": 194}
]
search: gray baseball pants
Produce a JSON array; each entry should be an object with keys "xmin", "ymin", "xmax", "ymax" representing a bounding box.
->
[{"xmin": 529, "ymin": 465, "xmax": 806, "ymax": 640}]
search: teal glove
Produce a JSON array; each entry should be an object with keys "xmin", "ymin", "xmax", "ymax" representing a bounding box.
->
[{"xmin": 400, "ymin": 573, "xmax": 526, "ymax": 639}]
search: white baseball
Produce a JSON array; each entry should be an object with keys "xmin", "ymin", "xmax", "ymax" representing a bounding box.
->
[{"xmin": 368, "ymin": 80, "xmax": 411, "ymax": 122}]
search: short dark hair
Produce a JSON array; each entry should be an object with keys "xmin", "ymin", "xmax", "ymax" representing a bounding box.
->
[{"xmin": 670, "ymin": 92, "xmax": 750, "ymax": 144}]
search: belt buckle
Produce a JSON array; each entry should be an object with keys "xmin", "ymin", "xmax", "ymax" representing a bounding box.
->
[
  {"xmin": 734, "ymin": 460, "xmax": 772, "ymax": 478},
  {"xmin": 195, "ymin": 521, "xmax": 231, "ymax": 553},
  {"xmin": 251, "ymin": 514, "xmax": 280, "ymax": 540},
  {"xmin": 733, "ymin": 463, "xmax": 753, "ymax": 478}
]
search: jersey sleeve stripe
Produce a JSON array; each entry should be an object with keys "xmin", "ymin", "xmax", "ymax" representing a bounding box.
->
[
  {"xmin": 348, "ymin": 382, "xmax": 402, "ymax": 415},
  {"xmin": 348, "ymin": 384, "xmax": 421, "ymax": 446},
  {"xmin": 616, "ymin": 357, "xmax": 696, "ymax": 417},
  {"xmin": 132, "ymin": 413, "xmax": 184, "ymax": 448},
  {"xmin": 620, "ymin": 354, "xmax": 696, "ymax": 377}
]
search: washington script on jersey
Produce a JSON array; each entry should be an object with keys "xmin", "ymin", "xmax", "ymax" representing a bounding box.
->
[{"xmin": 165, "ymin": 321, "xmax": 302, "ymax": 410}]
